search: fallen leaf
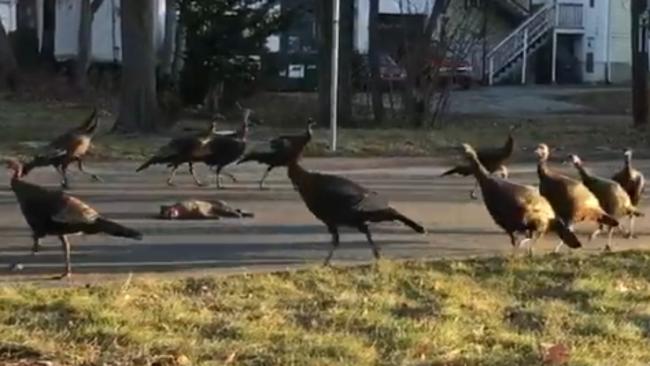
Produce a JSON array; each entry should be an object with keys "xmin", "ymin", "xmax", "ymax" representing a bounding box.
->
[
  {"xmin": 225, "ymin": 351, "xmax": 237, "ymax": 364},
  {"xmin": 615, "ymin": 281, "xmax": 630, "ymax": 293},
  {"xmin": 175, "ymin": 355, "xmax": 191, "ymax": 366},
  {"xmin": 541, "ymin": 343, "xmax": 570, "ymax": 365}
]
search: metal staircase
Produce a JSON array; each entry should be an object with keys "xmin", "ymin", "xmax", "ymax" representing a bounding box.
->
[{"xmin": 487, "ymin": 3, "xmax": 555, "ymax": 85}]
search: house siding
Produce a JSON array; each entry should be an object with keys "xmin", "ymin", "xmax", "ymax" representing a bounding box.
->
[{"xmin": 443, "ymin": 1, "xmax": 518, "ymax": 80}]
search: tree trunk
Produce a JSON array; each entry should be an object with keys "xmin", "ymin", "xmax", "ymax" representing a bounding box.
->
[
  {"xmin": 75, "ymin": 0, "xmax": 92, "ymax": 90},
  {"xmin": 317, "ymin": 0, "xmax": 332, "ymax": 127},
  {"xmin": 338, "ymin": 0, "xmax": 354, "ymax": 126},
  {"xmin": 368, "ymin": 0, "xmax": 384, "ymax": 123},
  {"xmin": 171, "ymin": 22, "xmax": 185, "ymax": 84},
  {"xmin": 40, "ymin": 0, "xmax": 57, "ymax": 66},
  {"xmin": 160, "ymin": 0, "xmax": 177, "ymax": 79},
  {"xmin": 75, "ymin": 0, "xmax": 104, "ymax": 90},
  {"xmin": 402, "ymin": 0, "xmax": 448, "ymax": 127},
  {"xmin": 631, "ymin": 0, "xmax": 648, "ymax": 128},
  {"xmin": 0, "ymin": 20, "xmax": 17, "ymax": 91},
  {"xmin": 114, "ymin": 0, "xmax": 161, "ymax": 133}
]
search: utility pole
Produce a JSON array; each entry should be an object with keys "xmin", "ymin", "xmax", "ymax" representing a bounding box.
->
[
  {"xmin": 330, "ymin": 0, "xmax": 340, "ymax": 151},
  {"xmin": 631, "ymin": 0, "xmax": 649, "ymax": 127}
]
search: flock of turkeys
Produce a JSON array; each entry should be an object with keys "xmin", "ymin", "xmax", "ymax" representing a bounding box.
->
[{"xmin": 2, "ymin": 107, "xmax": 646, "ymax": 278}]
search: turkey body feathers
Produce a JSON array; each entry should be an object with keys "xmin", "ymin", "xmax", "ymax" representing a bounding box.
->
[
  {"xmin": 461, "ymin": 143, "xmax": 582, "ymax": 251},
  {"xmin": 11, "ymin": 178, "xmax": 142, "ymax": 239},
  {"xmin": 442, "ymin": 132, "xmax": 515, "ymax": 177},
  {"xmin": 289, "ymin": 165, "xmax": 424, "ymax": 233}
]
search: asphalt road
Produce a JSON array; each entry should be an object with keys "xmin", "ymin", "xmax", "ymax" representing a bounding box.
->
[{"xmin": 1, "ymin": 157, "xmax": 649, "ymax": 282}]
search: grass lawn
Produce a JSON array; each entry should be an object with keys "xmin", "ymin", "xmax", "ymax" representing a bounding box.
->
[
  {"xmin": 1, "ymin": 97, "xmax": 649, "ymax": 162},
  {"xmin": 1, "ymin": 252, "xmax": 650, "ymax": 365}
]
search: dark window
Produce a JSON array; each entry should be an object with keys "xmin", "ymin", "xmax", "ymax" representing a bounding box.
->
[
  {"xmin": 586, "ymin": 52, "xmax": 594, "ymax": 73},
  {"xmin": 589, "ymin": 0, "xmax": 594, "ymax": 7}
]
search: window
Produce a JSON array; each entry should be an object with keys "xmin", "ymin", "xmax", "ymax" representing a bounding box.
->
[
  {"xmin": 586, "ymin": 52, "xmax": 594, "ymax": 73},
  {"xmin": 589, "ymin": 0, "xmax": 594, "ymax": 7}
]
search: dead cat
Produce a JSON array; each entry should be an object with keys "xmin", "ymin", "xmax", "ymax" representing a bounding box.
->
[{"xmin": 159, "ymin": 199, "xmax": 254, "ymax": 220}]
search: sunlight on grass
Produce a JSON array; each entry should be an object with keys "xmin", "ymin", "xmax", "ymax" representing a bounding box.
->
[{"xmin": 2, "ymin": 252, "xmax": 650, "ymax": 365}]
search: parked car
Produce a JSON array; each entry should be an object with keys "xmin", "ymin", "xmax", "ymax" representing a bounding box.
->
[
  {"xmin": 431, "ymin": 57, "xmax": 474, "ymax": 89},
  {"xmin": 353, "ymin": 53, "xmax": 474, "ymax": 91},
  {"xmin": 353, "ymin": 53, "xmax": 405, "ymax": 91}
]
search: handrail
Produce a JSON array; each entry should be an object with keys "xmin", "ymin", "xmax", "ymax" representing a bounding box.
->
[{"xmin": 487, "ymin": 2, "xmax": 553, "ymax": 58}]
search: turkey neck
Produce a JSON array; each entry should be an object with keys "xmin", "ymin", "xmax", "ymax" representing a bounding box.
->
[
  {"xmin": 503, "ymin": 133, "xmax": 515, "ymax": 156},
  {"xmin": 624, "ymin": 154, "xmax": 633, "ymax": 174},
  {"xmin": 572, "ymin": 161, "xmax": 592, "ymax": 182},
  {"xmin": 466, "ymin": 153, "xmax": 491, "ymax": 183},
  {"xmin": 537, "ymin": 157, "xmax": 550, "ymax": 180},
  {"xmin": 9, "ymin": 166, "xmax": 22, "ymax": 189},
  {"xmin": 236, "ymin": 122, "xmax": 249, "ymax": 141},
  {"xmin": 287, "ymin": 160, "xmax": 310, "ymax": 190}
]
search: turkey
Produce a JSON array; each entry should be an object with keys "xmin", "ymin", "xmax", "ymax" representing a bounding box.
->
[
  {"xmin": 213, "ymin": 103, "xmax": 262, "ymax": 138},
  {"xmin": 460, "ymin": 143, "xmax": 580, "ymax": 255},
  {"xmin": 535, "ymin": 143, "xmax": 618, "ymax": 252},
  {"xmin": 136, "ymin": 122, "xmax": 219, "ymax": 186},
  {"xmin": 238, "ymin": 119, "xmax": 316, "ymax": 190},
  {"xmin": 159, "ymin": 199, "xmax": 254, "ymax": 220},
  {"xmin": 22, "ymin": 108, "xmax": 101, "ymax": 189},
  {"xmin": 441, "ymin": 124, "xmax": 519, "ymax": 199},
  {"xmin": 201, "ymin": 108, "xmax": 261, "ymax": 188},
  {"xmin": 287, "ymin": 144, "xmax": 425, "ymax": 265},
  {"xmin": 568, "ymin": 154, "xmax": 643, "ymax": 249},
  {"xmin": 4, "ymin": 158, "xmax": 142, "ymax": 278},
  {"xmin": 612, "ymin": 148, "xmax": 645, "ymax": 237}
]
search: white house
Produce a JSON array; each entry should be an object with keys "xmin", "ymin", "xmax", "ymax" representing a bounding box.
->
[
  {"xmin": 488, "ymin": 0, "xmax": 636, "ymax": 84},
  {"xmin": 0, "ymin": 0, "xmax": 166, "ymax": 63},
  {"xmin": 53, "ymin": 0, "xmax": 166, "ymax": 63},
  {"xmin": 0, "ymin": 0, "xmax": 17, "ymax": 32}
]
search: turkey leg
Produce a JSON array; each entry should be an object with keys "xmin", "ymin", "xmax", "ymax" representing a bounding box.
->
[
  {"xmin": 323, "ymin": 225, "xmax": 340, "ymax": 266},
  {"xmin": 76, "ymin": 159, "xmax": 102, "ymax": 182}
]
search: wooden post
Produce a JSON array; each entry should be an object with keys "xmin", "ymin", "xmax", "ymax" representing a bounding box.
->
[
  {"xmin": 551, "ymin": 30, "xmax": 557, "ymax": 84},
  {"xmin": 488, "ymin": 57, "xmax": 494, "ymax": 85},
  {"xmin": 522, "ymin": 28, "xmax": 528, "ymax": 84},
  {"xmin": 631, "ymin": 0, "xmax": 648, "ymax": 127}
]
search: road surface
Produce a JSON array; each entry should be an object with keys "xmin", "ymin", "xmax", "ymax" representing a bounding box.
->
[{"xmin": 1, "ymin": 157, "xmax": 648, "ymax": 282}]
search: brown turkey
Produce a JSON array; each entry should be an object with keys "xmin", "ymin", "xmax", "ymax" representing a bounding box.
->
[
  {"xmin": 238, "ymin": 119, "xmax": 316, "ymax": 190},
  {"xmin": 22, "ymin": 108, "xmax": 101, "ymax": 189},
  {"xmin": 460, "ymin": 143, "xmax": 581, "ymax": 255},
  {"xmin": 535, "ymin": 144, "xmax": 618, "ymax": 252},
  {"xmin": 287, "ymin": 144, "xmax": 425, "ymax": 265},
  {"xmin": 5, "ymin": 158, "xmax": 142, "ymax": 278},
  {"xmin": 200, "ymin": 107, "xmax": 261, "ymax": 189},
  {"xmin": 136, "ymin": 122, "xmax": 219, "ymax": 186},
  {"xmin": 612, "ymin": 148, "xmax": 645, "ymax": 237},
  {"xmin": 441, "ymin": 124, "xmax": 519, "ymax": 199},
  {"xmin": 568, "ymin": 154, "xmax": 643, "ymax": 249}
]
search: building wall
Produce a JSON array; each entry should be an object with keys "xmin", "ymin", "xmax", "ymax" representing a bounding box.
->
[
  {"xmin": 355, "ymin": 0, "xmax": 434, "ymax": 53},
  {"xmin": 535, "ymin": 0, "xmax": 631, "ymax": 83},
  {"xmin": 355, "ymin": 0, "xmax": 517, "ymax": 79},
  {"xmin": 0, "ymin": 0, "xmax": 17, "ymax": 31},
  {"xmin": 444, "ymin": 1, "xmax": 518, "ymax": 79}
]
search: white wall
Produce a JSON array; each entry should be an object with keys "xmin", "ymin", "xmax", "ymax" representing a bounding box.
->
[
  {"xmin": 355, "ymin": 0, "xmax": 435, "ymax": 53},
  {"xmin": 0, "ymin": 0, "xmax": 17, "ymax": 32},
  {"xmin": 575, "ymin": 0, "xmax": 630, "ymax": 82},
  {"xmin": 53, "ymin": 0, "xmax": 165, "ymax": 63}
]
